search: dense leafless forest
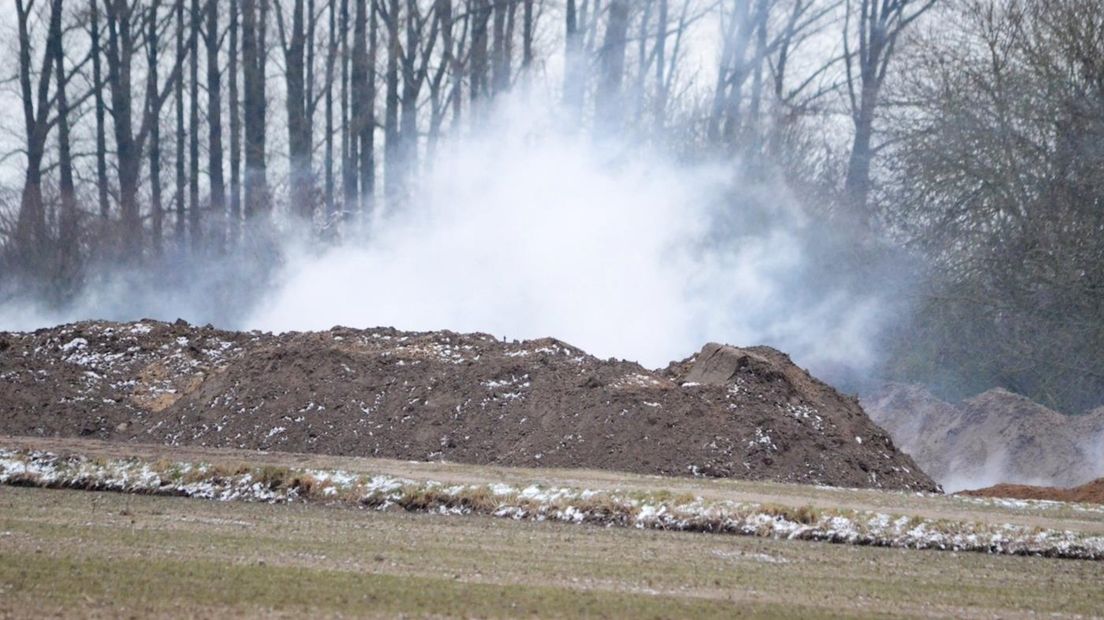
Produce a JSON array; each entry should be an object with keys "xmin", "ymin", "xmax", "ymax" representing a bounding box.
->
[{"xmin": 1, "ymin": 0, "xmax": 1102, "ymax": 414}]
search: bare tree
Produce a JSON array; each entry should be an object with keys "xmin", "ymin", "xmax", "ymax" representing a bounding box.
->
[
  {"xmin": 490, "ymin": 0, "xmax": 514, "ymax": 95},
  {"xmin": 361, "ymin": 0, "xmax": 378, "ymax": 217},
  {"xmin": 878, "ymin": 0, "xmax": 1104, "ymax": 412},
  {"xmin": 651, "ymin": 0, "xmax": 668, "ymax": 133},
  {"xmin": 398, "ymin": 0, "xmax": 441, "ymax": 199},
  {"xmin": 448, "ymin": 1, "xmax": 469, "ymax": 130},
  {"xmin": 277, "ymin": 0, "xmax": 314, "ymax": 221},
  {"xmin": 175, "ymin": 0, "xmax": 187, "ymax": 241},
  {"xmin": 522, "ymin": 0, "xmax": 534, "ymax": 69},
  {"xmin": 381, "ymin": 0, "xmax": 402, "ymax": 203},
  {"xmin": 90, "ymin": 0, "xmax": 111, "ymax": 222},
  {"xmin": 103, "ymin": 0, "xmax": 189, "ymax": 260},
  {"xmin": 242, "ymin": 0, "xmax": 270, "ymax": 219},
  {"xmin": 842, "ymin": 0, "xmax": 935, "ymax": 224},
  {"xmin": 706, "ymin": 0, "xmax": 761, "ymax": 145},
  {"xmin": 146, "ymin": 2, "xmax": 165, "ymax": 254},
  {"xmin": 427, "ymin": 0, "xmax": 457, "ymax": 153},
  {"xmin": 324, "ymin": 0, "xmax": 338, "ymax": 222},
  {"xmin": 50, "ymin": 0, "xmax": 78, "ymax": 282},
  {"xmin": 595, "ymin": 0, "xmax": 630, "ymax": 132},
  {"xmin": 348, "ymin": 0, "xmax": 370, "ymax": 218},
  {"xmin": 468, "ymin": 0, "xmax": 490, "ymax": 110},
  {"xmin": 433, "ymin": 0, "xmax": 481, "ymax": 147},
  {"xmin": 340, "ymin": 0, "xmax": 356, "ymax": 212},
  {"xmin": 13, "ymin": 0, "xmax": 62, "ymax": 266},
  {"xmin": 563, "ymin": 0, "xmax": 584, "ymax": 114},
  {"xmin": 229, "ymin": 0, "xmax": 243, "ymax": 245},
  {"xmin": 207, "ymin": 0, "xmax": 226, "ymax": 249},
  {"xmin": 188, "ymin": 0, "xmax": 202, "ymax": 248}
]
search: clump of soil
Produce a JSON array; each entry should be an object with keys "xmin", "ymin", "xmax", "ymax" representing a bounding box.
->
[
  {"xmin": 864, "ymin": 384, "xmax": 1104, "ymax": 491},
  {"xmin": 0, "ymin": 321, "xmax": 937, "ymax": 491},
  {"xmin": 959, "ymin": 479, "xmax": 1104, "ymax": 505}
]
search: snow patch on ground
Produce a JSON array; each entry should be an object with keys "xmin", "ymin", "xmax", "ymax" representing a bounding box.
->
[{"xmin": 2, "ymin": 448, "xmax": 1102, "ymax": 560}]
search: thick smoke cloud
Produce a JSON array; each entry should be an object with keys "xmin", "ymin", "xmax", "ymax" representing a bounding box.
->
[
  {"xmin": 249, "ymin": 97, "xmax": 902, "ymax": 375},
  {"xmin": 0, "ymin": 94, "xmax": 906, "ymax": 380}
]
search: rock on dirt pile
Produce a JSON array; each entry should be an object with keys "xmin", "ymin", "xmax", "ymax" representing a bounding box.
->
[
  {"xmin": 864, "ymin": 384, "xmax": 1104, "ymax": 491},
  {"xmin": 0, "ymin": 321, "xmax": 936, "ymax": 491}
]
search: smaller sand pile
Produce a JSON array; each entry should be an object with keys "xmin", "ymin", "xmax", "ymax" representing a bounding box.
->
[{"xmin": 864, "ymin": 384, "xmax": 1104, "ymax": 491}]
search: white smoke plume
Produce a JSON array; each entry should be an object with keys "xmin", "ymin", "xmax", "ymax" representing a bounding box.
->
[
  {"xmin": 249, "ymin": 96, "xmax": 898, "ymax": 374},
  {"xmin": 0, "ymin": 93, "xmax": 904, "ymax": 381}
]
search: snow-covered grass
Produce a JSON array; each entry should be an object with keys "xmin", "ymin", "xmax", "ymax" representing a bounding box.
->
[
  {"xmin": 953, "ymin": 493, "xmax": 1104, "ymax": 515},
  {"xmin": 2, "ymin": 448, "xmax": 1102, "ymax": 561}
]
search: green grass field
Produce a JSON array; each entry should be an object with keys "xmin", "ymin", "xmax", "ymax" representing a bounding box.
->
[{"xmin": 1, "ymin": 438, "xmax": 1103, "ymax": 618}]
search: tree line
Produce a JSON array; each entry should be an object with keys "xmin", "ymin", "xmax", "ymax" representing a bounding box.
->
[{"xmin": 3, "ymin": 0, "xmax": 1102, "ymax": 413}]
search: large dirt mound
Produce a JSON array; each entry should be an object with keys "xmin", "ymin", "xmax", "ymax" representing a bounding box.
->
[
  {"xmin": 864, "ymin": 384, "xmax": 1104, "ymax": 491},
  {"xmin": 0, "ymin": 321, "xmax": 936, "ymax": 491},
  {"xmin": 959, "ymin": 479, "xmax": 1104, "ymax": 505}
]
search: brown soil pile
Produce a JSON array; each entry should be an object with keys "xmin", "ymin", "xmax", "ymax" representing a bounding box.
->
[
  {"xmin": 959, "ymin": 479, "xmax": 1104, "ymax": 505},
  {"xmin": 0, "ymin": 321, "xmax": 937, "ymax": 491},
  {"xmin": 864, "ymin": 384, "xmax": 1104, "ymax": 491}
]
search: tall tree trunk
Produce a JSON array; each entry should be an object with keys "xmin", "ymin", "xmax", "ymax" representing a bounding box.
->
[
  {"xmin": 306, "ymin": 0, "xmax": 318, "ymax": 221},
  {"xmin": 208, "ymin": 0, "xmax": 226, "ymax": 250},
  {"xmin": 491, "ymin": 0, "xmax": 508, "ymax": 95},
  {"xmin": 147, "ymin": 3, "xmax": 164, "ymax": 256},
  {"xmin": 229, "ymin": 0, "xmax": 242, "ymax": 245},
  {"xmin": 448, "ymin": 4, "xmax": 466, "ymax": 131},
  {"xmin": 324, "ymin": 0, "xmax": 337, "ymax": 222},
  {"xmin": 428, "ymin": 0, "xmax": 453, "ymax": 154},
  {"xmin": 504, "ymin": 1, "xmax": 516, "ymax": 86},
  {"xmin": 522, "ymin": 0, "xmax": 533, "ymax": 70},
  {"xmin": 841, "ymin": 0, "xmax": 936, "ymax": 225},
  {"xmin": 306, "ymin": 0, "xmax": 317, "ymax": 128},
  {"xmin": 633, "ymin": 1, "xmax": 653, "ymax": 126},
  {"xmin": 350, "ymin": 0, "xmax": 368, "ymax": 217},
  {"xmin": 106, "ymin": 0, "xmax": 143, "ymax": 260},
  {"xmin": 383, "ymin": 0, "xmax": 401, "ymax": 205},
  {"xmin": 242, "ymin": 0, "xmax": 270, "ymax": 219},
  {"xmin": 14, "ymin": 0, "xmax": 58, "ymax": 266},
  {"xmin": 91, "ymin": 0, "xmax": 111, "ymax": 221},
  {"xmin": 721, "ymin": 0, "xmax": 767, "ymax": 148},
  {"xmin": 469, "ymin": 0, "xmax": 490, "ymax": 121},
  {"xmin": 661, "ymin": 0, "xmax": 689, "ymax": 133},
  {"xmin": 105, "ymin": 0, "xmax": 185, "ymax": 262},
  {"xmin": 654, "ymin": 0, "xmax": 668, "ymax": 135},
  {"xmin": 843, "ymin": 85, "xmax": 877, "ymax": 217},
  {"xmin": 340, "ymin": 0, "xmax": 356, "ymax": 214},
  {"xmin": 595, "ymin": 0, "xmax": 630, "ymax": 133},
  {"xmin": 746, "ymin": 7, "xmax": 767, "ymax": 158},
  {"xmin": 582, "ymin": 0, "xmax": 597, "ymax": 52},
  {"xmin": 397, "ymin": 0, "xmax": 420, "ymax": 201},
  {"xmin": 284, "ymin": 0, "xmax": 312, "ymax": 221},
  {"xmin": 189, "ymin": 0, "xmax": 202, "ymax": 249},
  {"xmin": 563, "ymin": 0, "xmax": 584, "ymax": 114},
  {"xmin": 707, "ymin": 0, "xmax": 754, "ymax": 146},
  {"xmin": 843, "ymin": 4, "xmax": 888, "ymax": 221},
  {"xmin": 51, "ymin": 0, "xmax": 78, "ymax": 284},
  {"xmin": 175, "ymin": 0, "xmax": 187, "ymax": 240},
  {"xmin": 360, "ymin": 0, "xmax": 377, "ymax": 219}
]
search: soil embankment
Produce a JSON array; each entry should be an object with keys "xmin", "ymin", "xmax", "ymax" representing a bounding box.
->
[{"xmin": 0, "ymin": 320, "xmax": 936, "ymax": 491}]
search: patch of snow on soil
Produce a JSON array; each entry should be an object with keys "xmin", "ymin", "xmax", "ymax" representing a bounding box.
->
[{"xmin": 2, "ymin": 448, "xmax": 1102, "ymax": 561}]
